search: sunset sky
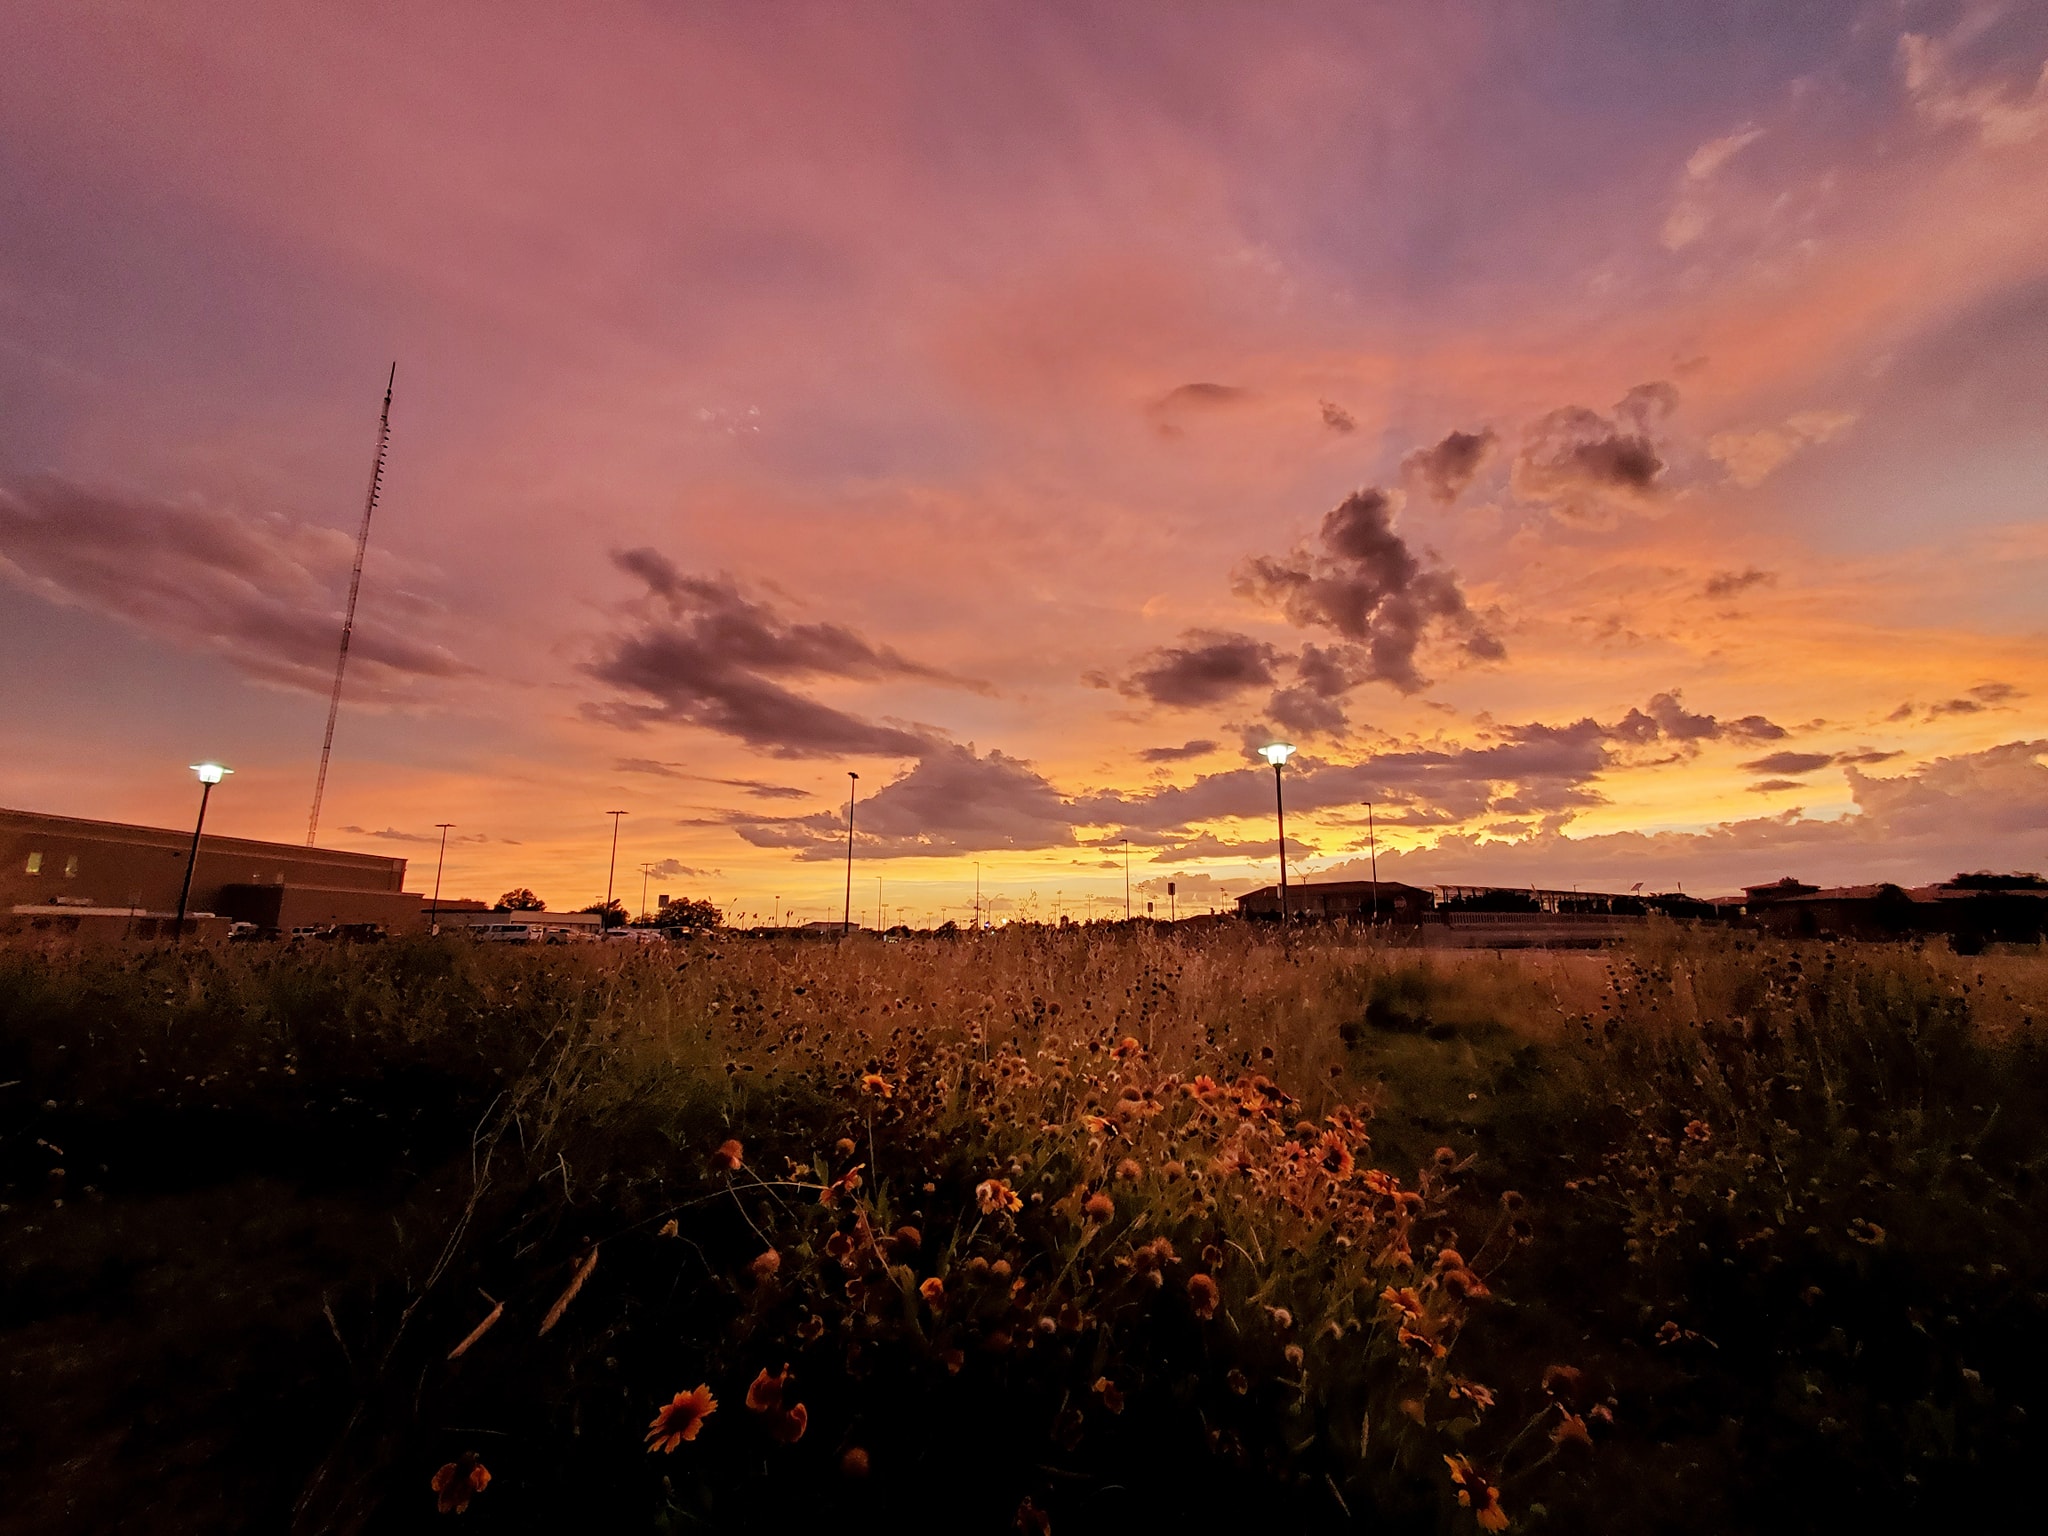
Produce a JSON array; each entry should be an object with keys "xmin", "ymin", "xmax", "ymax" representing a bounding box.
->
[{"xmin": 3, "ymin": 1, "xmax": 2046, "ymax": 922}]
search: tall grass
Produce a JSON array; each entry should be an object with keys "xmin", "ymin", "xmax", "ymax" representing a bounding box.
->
[{"xmin": 1, "ymin": 926, "xmax": 2042, "ymax": 1532}]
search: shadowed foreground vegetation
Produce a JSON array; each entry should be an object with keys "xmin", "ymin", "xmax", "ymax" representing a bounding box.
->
[{"xmin": 2, "ymin": 927, "xmax": 2044, "ymax": 1533}]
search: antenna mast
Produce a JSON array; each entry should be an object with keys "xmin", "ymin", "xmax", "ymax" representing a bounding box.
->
[{"xmin": 308, "ymin": 362, "xmax": 395, "ymax": 846}]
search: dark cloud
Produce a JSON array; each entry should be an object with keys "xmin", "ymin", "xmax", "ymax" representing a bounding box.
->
[
  {"xmin": 1605, "ymin": 691, "xmax": 1786, "ymax": 750},
  {"xmin": 1138, "ymin": 740, "xmax": 1218, "ymax": 763},
  {"xmin": 1971, "ymin": 681, "xmax": 2023, "ymax": 703},
  {"xmin": 1400, "ymin": 428, "xmax": 1498, "ymax": 504},
  {"xmin": 1113, "ymin": 630, "xmax": 1280, "ymax": 708},
  {"xmin": 1157, "ymin": 382, "xmax": 1249, "ymax": 409},
  {"xmin": 1514, "ymin": 382, "xmax": 1678, "ymax": 522},
  {"xmin": 0, "ymin": 476, "xmax": 471, "ymax": 696},
  {"xmin": 1146, "ymin": 831, "xmax": 1318, "ymax": 864},
  {"xmin": 1703, "ymin": 567, "xmax": 1775, "ymax": 598},
  {"xmin": 589, "ymin": 549, "xmax": 971, "ymax": 758},
  {"xmin": 1748, "ymin": 779, "xmax": 1805, "ymax": 793},
  {"xmin": 644, "ymin": 857, "xmax": 708, "ymax": 879},
  {"xmin": 1320, "ymin": 400, "xmax": 1357, "ymax": 434},
  {"xmin": 732, "ymin": 743, "xmax": 1080, "ymax": 860},
  {"xmin": 613, "ymin": 758, "xmax": 811, "ymax": 798},
  {"xmin": 1741, "ymin": 751, "xmax": 1836, "ymax": 775},
  {"xmin": 1235, "ymin": 489, "xmax": 1502, "ymax": 694},
  {"xmin": 337, "ymin": 825, "xmax": 436, "ymax": 843}
]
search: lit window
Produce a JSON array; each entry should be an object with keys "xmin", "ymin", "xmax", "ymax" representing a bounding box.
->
[
  {"xmin": 25, "ymin": 851, "xmax": 41, "ymax": 874},
  {"xmin": 65, "ymin": 855, "xmax": 80, "ymax": 878}
]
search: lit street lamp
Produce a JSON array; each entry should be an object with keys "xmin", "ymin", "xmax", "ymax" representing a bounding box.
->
[
  {"xmin": 175, "ymin": 762, "xmax": 231, "ymax": 939},
  {"xmin": 1259, "ymin": 743, "xmax": 1295, "ymax": 925},
  {"xmin": 430, "ymin": 822, "xmax": 454, "ymax": 934},
  {"xmin": 843, "ymin": 772, "xmax": 858, "ymax": 936}
]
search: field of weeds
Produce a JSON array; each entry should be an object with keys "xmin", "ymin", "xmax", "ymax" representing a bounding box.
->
[{"xmin": 3, "ymin": 925, "xmax": 2045, "ymax": 1533}]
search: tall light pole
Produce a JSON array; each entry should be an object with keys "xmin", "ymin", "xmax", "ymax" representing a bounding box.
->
[
  {"xmin": 604, "ymin": 810, "xmax": 626, "ymax": 929},
  {"xmin": 430, "ymin": 822, "xmax": 453, "ymax": 934},
  {"xmin": 1366, "ymin": 800, "xmax": 1379, "ymax": 928},
  {"xmin": 843, "ymin": 772, "xmax": 858, "ymax": 936},
  {"xmin": 640, "ymin": 862, "xmax": 655, "ymax": 923},
  {"xmin": 1122, "ymin": 837, "xmax": 1131, "ymax": 920},
  {"xmin": 876, "ymin": 874, "xmax": 883, "ymax": 932},
  {"xmin": 1259, "ymin": 743, "xmax": 1295, "ymax": 926},
  {"xmin": 176, "ymin": 763, "xmax": 231, "ymax": 939}
]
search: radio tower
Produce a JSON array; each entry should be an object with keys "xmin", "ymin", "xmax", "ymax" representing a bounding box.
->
[{"xmin": 307, "ymin": 362, "xmax": 396, "ymax": 846}]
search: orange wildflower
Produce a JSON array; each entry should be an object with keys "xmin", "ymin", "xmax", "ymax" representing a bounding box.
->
[
  {"xmin": 1552, "ymin": 1410, "xmax": 1593, "ymax": 1449},
  {"xmin": 712, "ymin": 1139, "xmax": 744, "ymax": 1172},
  {"xmin": 749, "ymin": 1249, "xmax": 782, "ymax": 1283},
  {"xmin": 1316, "ymin": 1131, "xmax": 1355, "ymax": 1179},
  {"xmin": 1187, "ymin": 1272, "xmax": 1220, "ymax": 1319},
  {"xmin": 1444, "ymin": 1455, "xmax": 1509, "ymax": 1532},
  {"xmin": 646, "ymin": 1385, "xmax": 717, "ymax": 1452},
  {"xmin": 430, "ymin": 1452, "xmax": 491, "ymax": 1514},
  {"xmin": 919, "ymin": 1276, "xmax": 945, "ymax": 1307},
  {"xmin": 769, "ymin": 1401, "xmax": 808, "ymax": 1444},
  {"xmin": 746, "ymin": 1364, "xmax": 790, "ymax": 1415},
  {"xmin": 859, "ymin": 1071, "xmax": 894, "ymax": 1098},
  {"xmin": 1083, "ymin": 1191, "xmax": 1115, "ymax": 1222},
  {"xmin": 976, "ymin": 1177, "xmax": 1022, "ymax": 1215},
  {"xmin": 1114, "ymin": 1157, "xmax": 1143, "ymax": 1181}
]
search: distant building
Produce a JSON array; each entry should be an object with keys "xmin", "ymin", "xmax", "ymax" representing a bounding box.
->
[
  {"xmin": 2, "ymin": 806, "xmax": 422, "ymax": 936},
  {"xmin": 1746, "ymin": 872, "xmax": 2048, "ymax": 949},
  {"xmin": 1236, "ymin": 880, "xmax": 1435, "ymax": 922}
]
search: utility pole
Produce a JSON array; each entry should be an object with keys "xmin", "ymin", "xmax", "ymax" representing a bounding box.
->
[
  {"xmin": 309, "ymin": 363, "xmax": 396, "ymax": 846},
  {"xmin": 843, "ymin": 772, "xmax": 858, "ymax": 936},
  {"xmin": 604, "ymin": 811, "xmax": 626, "ymax": 929},
  {"xmin": 430, "ymin": 822, "xmax": 453, "ymax": 933},
  {"xmin": 1123, "ymin": 838, "xmax": 1130, "ymax": 920}
]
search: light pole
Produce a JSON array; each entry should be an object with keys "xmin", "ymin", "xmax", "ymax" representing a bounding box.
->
[
  {"xmin": 1366, "ymin": 800, "xmax": 1379, "ymax": 927},
  {"xmin": 1122, "ymin": 837, "xmax": 1130, "ymax": 920},
  {"xmin": 640, "ymin": 862, "xmax": 655, "ymax": 923},
  {"xmin": 1168, "ymin": 879, "xmax": 1176, "ymax": 924},
  {"xmin": 974, "ymin": 861, "xmax": 981, "ymax": 931},
  {"xmin": 176, "ymin": 763, "xmax": 231, "ymax": 939},
  {"xmin": 843, "ymin": 772, "xmax": 858, "ymax": 936},
  {"xmin": 604, "ymin": 810, "xmax": 626, "ymax": 928},
  {"xmin": 430, "ymin": 822, "xmax": 453, "ymax": 934},
  {"xmin": 876, "ymin": 874, "xmax": 883, "ymax": 932},
  {"xmin": 1259, "ymin": 743, "xmax": 1295, "ymax": 925}
]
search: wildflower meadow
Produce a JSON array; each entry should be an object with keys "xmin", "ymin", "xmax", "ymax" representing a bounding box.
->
[{"xmin": 2, "ymin": 925, "xmax": 2043, "ymax": 1532}]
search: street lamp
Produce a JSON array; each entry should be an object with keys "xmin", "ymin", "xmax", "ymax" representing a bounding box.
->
[
  {"xmin": 1259, "ymin": 743, "xmax": 1295, "ymax": 925},
  {"xmin": 843, "ymin": 772, "xmax": 858, "ymax": 936},
  {"xmin": 604, "ymin": 810, "xmax": 627, "ymax": 929},
  {"xmin": 1365, "ymin": 800, "xmax": 1379, "ymax": 928},
  {"xmin": 430, "ymin": 822, "xmax": 454, "ymax": 934},
  {"xmin": 175, "ymin": 762, "xmax": 231, "ymax": 939},
  {"xmin": 1122, "ymin": 837, "xmax": 1130, "ymax": 920}
]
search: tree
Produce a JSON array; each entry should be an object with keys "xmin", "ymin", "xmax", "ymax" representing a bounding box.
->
[
  {"xmin": 660, "ymin": 897, "xmax": 723, "ymax": 931},
  {"xmin": 497, "ymin": 888, "xmax": 546, "ymax": 911},
  {"xmin": 579, "ymin": 898, "xmax": 628, "ymax": 931}
]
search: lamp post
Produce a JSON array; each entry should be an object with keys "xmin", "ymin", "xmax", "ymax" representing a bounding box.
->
[
  {"xmin": 430, "ymin": 822, "xmax": 453, "ymax": 934},
  {"xmin": 843, "ymin": 772, "xmax": 858, "ymax": 936},
  {"xmin": 641, "ymin": 862, "xmax": 656, "ymax": 923},
  {"xmin": 603, "ymin": 810, "xmax": 626, "ymax": 928},
  {"xmin": 175, "ymin": 762, "xmax": 231, "ymax": 939},
  {"xmin": 1122, "ymin": 837, "xmax": 1130, "ymax": 920},
  {"xmin": 1366, "ymin": 800, "xmax": 1379, "ymax": 928},
  {"xmin": 1259, "ymin": 743, "xmax": 1295, "ymax": 925}
]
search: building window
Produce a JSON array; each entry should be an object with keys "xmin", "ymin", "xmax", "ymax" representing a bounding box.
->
[
  {"xmin": 25, "ymin": 851, "xmax": 41, "ymax": 874},
  {"xmin": 65, "ymin": 855, "xmax": 80, "ymax": 878}
]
